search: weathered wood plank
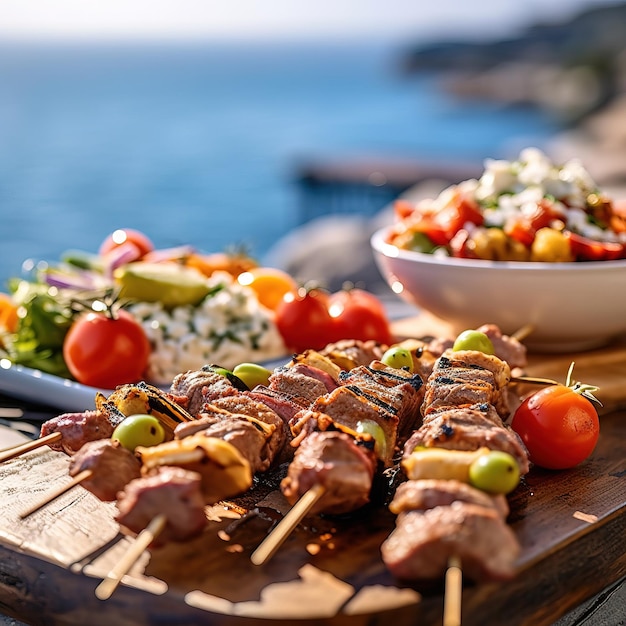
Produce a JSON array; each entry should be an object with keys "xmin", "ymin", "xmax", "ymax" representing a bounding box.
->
[
  {"xmin": 0, "ymin": 409, "xmax": 623, "ymax": 625},
  {"xmin": 0, "ymin": 314, "xmax": 625, "ymax": 624}
]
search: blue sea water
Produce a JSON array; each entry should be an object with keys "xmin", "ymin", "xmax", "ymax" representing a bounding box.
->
[{"xmin": 0, "ymin": 40, "xmax": 560, "ymax": 288}]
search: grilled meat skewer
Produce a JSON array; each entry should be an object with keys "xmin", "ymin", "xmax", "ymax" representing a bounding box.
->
[{"xmin": 382, "ymin": 347, "xmax": 530, "ymax": 582}]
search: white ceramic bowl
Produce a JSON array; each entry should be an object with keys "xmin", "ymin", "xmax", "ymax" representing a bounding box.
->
[{"xmin": 371, "ymin": 225, "xmax": 626, "ymax": 352}]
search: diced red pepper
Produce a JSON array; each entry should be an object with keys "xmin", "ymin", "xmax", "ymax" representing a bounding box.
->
[{"xmin": 565, "ymin": 231, "xmax": 625, "ymax": 261}]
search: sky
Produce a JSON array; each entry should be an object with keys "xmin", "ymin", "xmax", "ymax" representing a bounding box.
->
[{"xmin": 0, "ymin": 0, "xmax": 622, "ymax": 44}]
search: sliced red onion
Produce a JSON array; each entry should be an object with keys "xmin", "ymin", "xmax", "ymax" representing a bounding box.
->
[
  {"xmin": 43, "ymin": 269, "xmax": 99, "ymax": 290},
  {"xmin": 103, "ymin": 241, "xmax": 142, "ymax": 277}
]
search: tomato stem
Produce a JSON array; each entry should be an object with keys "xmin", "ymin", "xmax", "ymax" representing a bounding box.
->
[{"xmin": 565, "ymin": 361, "xmax": 602, "ymax": 406}]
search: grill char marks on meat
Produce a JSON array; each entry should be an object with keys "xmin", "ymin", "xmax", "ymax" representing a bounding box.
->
[
  {"xmin": 40, "ymin": 411, "xmax": 116, "ymax": 455},
  {"xmin": 404, "ymin": 405, "xmax": 530, "ymax": 476},
  {"xmin": 422, "ymin": 350, "xmax": 511, "ymax": 419},
  {"xmin": 173, "ymin": 399, "xmax": 286, "ymax": 474},
  {"xmin": 281, "ymin": 431, "xmax": 377, "ymax": 515},
  {"xmin": 277, "ymin": 356, "xmax": 425, "ymax": 520},
  {"xmin": 68, "ymin": 439, "xmax": 141, "ymax": 501},
  {"xmin": 339, "ymin": 362, "xmax": 424, "ymax": 435},
  {"xmin": 115, "ymin": 467, "xmax": 207, "ymax": 544},
  {"xmin": 209, "ymin": 394, "xmax": 292, "ymax": 464},
  {"xmin": 381, "ymin": 347, "xmax": 530, "ymax": 583},
  {"xmin": 308, "ymin": 386, "xmax": 398, "ymax": 467},
  {"xmin": 381, "ymin": 501, "xmax": 520, "ymax": 582}
]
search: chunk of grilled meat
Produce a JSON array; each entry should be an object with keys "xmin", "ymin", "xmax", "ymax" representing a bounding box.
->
[
  {"xmin": 405, "ymin": 407, "xmax": 530, "ymax": 476},
  {"xmin": 40, "ymin": 410, "xmax": 116, "ymax": 455},
  {"xmin": 209, "ymin": 394, "xmax": 292, "ymax": 463},
  {"xmin": 69, "ymin": 439, "xmax": 141, "ymax": 501},
  {"xmin": 169, "ymin": 367, "xmax": 240, "ymax": 416},
  {"xmin": 281, "ymin": 431, "xmax": 377, "ymax": 516},
  {"xmin": 308, "ymin": 386, "xmax": 399, "ymax": 467},
  {"xmin": 319, "ymin": 338, "xmax": 387, "ymax": 371},
  {"xmin": 268, "ymin": 365, "xmax": 337, "ymax": 406},
  {"xmin": 381, "ymin": 501, "xmax": 520, "ymax": 582},
  {"xmin": 115, "ymin": 467, "xmax": 207, "ymax": 544},
  {"xmin": 174, "ymin": 402, "xmax": 284, "ymax": 474},
  {"xmin": 422, "ymin": 350, "xmax": 511, "ymax": 419},
  {"xmin": 136, "ymin": 434, "xmax": 252, "ymax": 503},
  {"xmin": 476, "ymin": 324, "xmax": 527, "ymax": 370},
  {"xmin": 339, "ymin": 361, "xmax": 424, "ymax": 433},
  {"xmin": 389, "ymin": 479, "xmax": 509, "ymax": 519},
  {"xmin": 246, "ymin": 386, "xmax": 309, "ymax": 424}
]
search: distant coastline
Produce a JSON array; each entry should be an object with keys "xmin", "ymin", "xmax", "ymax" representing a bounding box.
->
[{"xmin": 399, "ymin": 2, "xmax": 626, "ymax": 125}]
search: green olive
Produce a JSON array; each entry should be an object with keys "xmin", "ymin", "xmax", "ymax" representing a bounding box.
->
[
  {"xmin": 468, "ymin": 450, "xmax": 520, "ymax": 494},
  {"xmin": 356, "ymin": 419, "xmax": 388, "ymax": 461},
  {"xmin": 111, "ymin": 414, "xmax": 166, "ymax": 452},
  {"xmin": 232, "ymin": 362, "xmax": 272, "ymax": 390},
  {"xmin": 452, "ymin": 330, "xmax": 495, "ymax": 355},
  {"xmin": 381, "ymin": 346, "xmax": 414, "ymax": 372}
]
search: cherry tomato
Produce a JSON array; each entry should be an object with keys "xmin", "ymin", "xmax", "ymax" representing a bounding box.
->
[
  {"xmin": 237, "ymin": 267, "xmax": 298, "ymax": 311},
  {"xmin": 328, "ymin": 288, "xmax": 393, "ymax": 345},
  {"xmin": 275, "ymin": 288, "xmax": 336, "ymax": 353},
  {"xmin": 99, "ymin": 228, "xmax": 155, "ymax": 260},
  {"xmin": 63, "ymin": 308, "xmax": 151, "ymax": 389},
  {"xmin": 504, "ymin": 198, "xmax": 562, "ymax": 247},
  {"xmin": 511, "ymin": 383, "xmax": 600, "ymax": 470}
]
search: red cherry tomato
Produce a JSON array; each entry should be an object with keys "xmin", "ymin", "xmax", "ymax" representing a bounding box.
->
[
  {"xmin": 63, "ymin": 309, "xmax": 151, "ymax": 389},
  {"xmin": 511, "ymin": 383, "xmax": 600, "ymax": 470},
  {"xmin": 394, "ymin": 192, "xmax": 484, "ymax": 248},
  {"xmin": 328, "ymin": 288, "xmax": 393, "ymax": 345},
  {"xmin": 505, "ymin": 198, "xmax": 562, "ymax": 247},
  {"xmin": 99, "ymin": 229, "xmax": 155, "ymax": 259},
  {"xmin": 274, "ymin": 288, "xmax": 336, "ymax": 353}
]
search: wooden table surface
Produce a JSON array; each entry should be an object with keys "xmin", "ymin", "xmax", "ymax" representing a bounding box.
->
[{"xmin": 0, "ymin": 319, "xmax": 625, "ymax": 626}]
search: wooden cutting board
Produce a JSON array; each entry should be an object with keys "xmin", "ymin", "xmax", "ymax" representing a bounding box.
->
[{"xmin": 0, "ymin": 315, "xmax": 625, "ymax": 626}]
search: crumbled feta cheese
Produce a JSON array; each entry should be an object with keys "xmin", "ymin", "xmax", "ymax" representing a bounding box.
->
[
  {"xmin": 470, "ymin": 148, "xmax": 618, "ymax": 243},
  {"xmin": 126, "ymin": 271, "xmax": 286, "ymax": 385}
]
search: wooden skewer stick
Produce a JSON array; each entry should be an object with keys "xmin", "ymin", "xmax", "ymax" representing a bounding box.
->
[
  {"xmin": 19, "ymin": 469, "xmax": 94, "ymax": 519},
  {"xmin": 511, "ymin": 323, "xmax": 534, "ymax": 342},
  {"xmin": 510, "ymin": 375, "xmax": 558, "ymax": 386},
  {"xmin": 95, "ymin": 513, "xmax": 168, "ymax": 601},
  {"xmin": 0, "ymin": 432, "xmax": 62, "ymax": 463},
  {"xmin": 443, "ymin": 555, "xmax": 462, "ymax": 626},
  {"xmin": 250, "ymin": 483, "xmax": 326, "ymax": 566}
]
